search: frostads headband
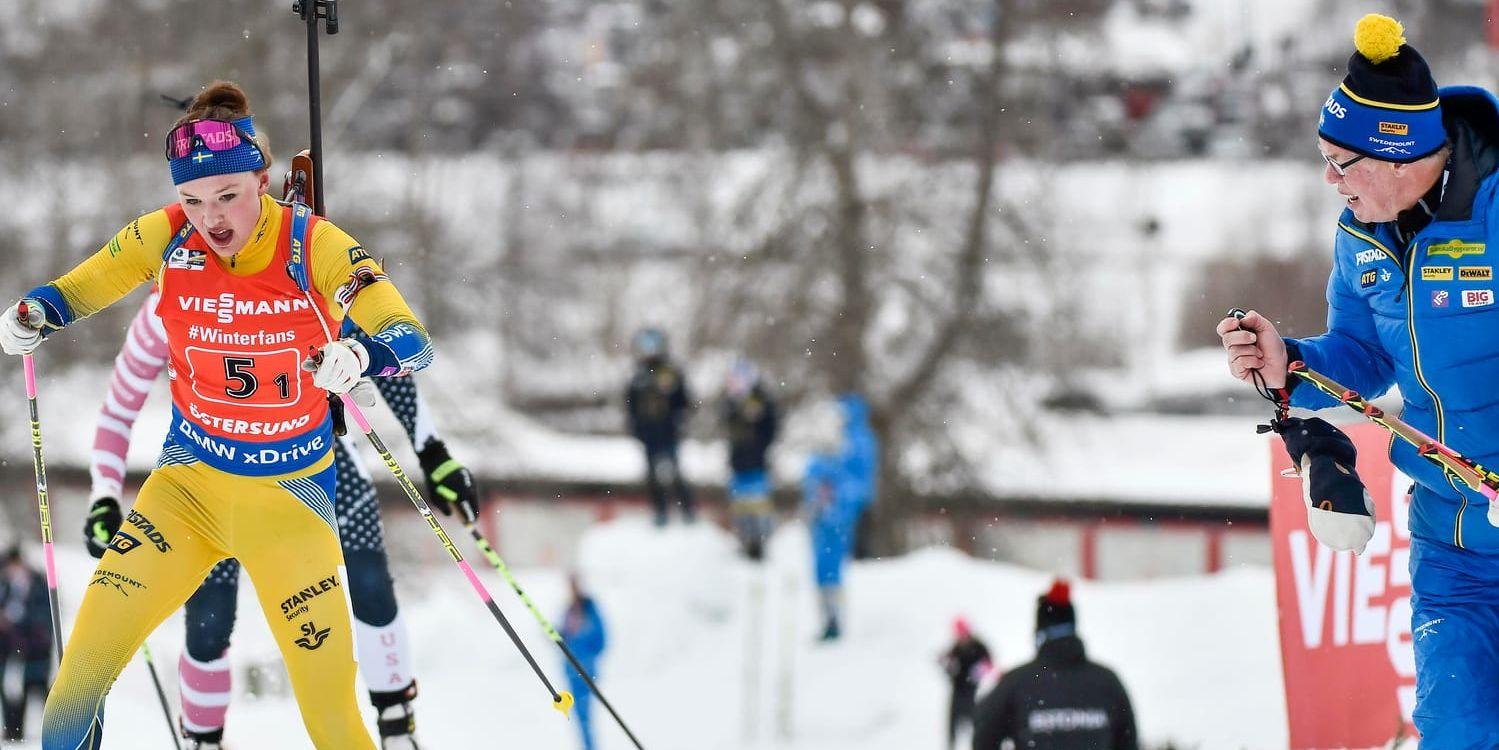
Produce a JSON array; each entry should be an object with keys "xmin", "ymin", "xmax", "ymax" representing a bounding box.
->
[{"xmin": 167, "ymin": 116, "xmax": 268, "ymax": 185}]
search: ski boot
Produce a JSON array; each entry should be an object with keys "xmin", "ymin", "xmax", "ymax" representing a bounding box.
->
[
  {"xmin": 819, "ymin": 616, "xmax": 841, "ymax": 642},
  {"xmin": 372, "ymin": 682, "xmax": 422, "ymax": 750},
  {"xmin": 181, "ymin": 725, "xmax": 224, "ymax": 750}
]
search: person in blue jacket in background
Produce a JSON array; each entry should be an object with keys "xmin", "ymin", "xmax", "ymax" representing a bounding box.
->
[
  {"xmin": 803, "ymin": 393, "xmax": 878, "ymax": 642},
  {"xmin": 1218, "ymin": 14, "xmax": 1499, "ymax": 746},
  {"xmin": 559, "ymin": 574, "xmax": 607, "ymax": 750}
]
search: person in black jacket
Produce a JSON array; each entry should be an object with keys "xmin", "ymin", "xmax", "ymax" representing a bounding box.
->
[
  {"xmin": 940, "ymin": 615, "xmax": 992, "ymax": 749},
  {"xmin": 973, "ymin": 580, "xmax": 1137, "ymax": 750},
  {"xmin": 625, "ymin": 328, "xmax": 695, "ymax": 526},
  {"xmin": 0, "ymin": 546, "xmax": 53, "ymax": 742},
  {"xmin": 721, "ymin": 359, "xmax": 778, "ymax": 560}
]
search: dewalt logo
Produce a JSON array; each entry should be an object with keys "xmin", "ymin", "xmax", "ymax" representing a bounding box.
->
[{"xmin": 1461, "ymin": 266, "xmax": 1493, "ymax": 281}]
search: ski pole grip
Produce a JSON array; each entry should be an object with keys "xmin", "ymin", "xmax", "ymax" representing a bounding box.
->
[{"xmin": 16, "ymin": 300, "xmax": 44, "ymax": 331}]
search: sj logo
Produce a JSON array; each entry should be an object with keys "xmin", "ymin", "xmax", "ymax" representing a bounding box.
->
[{"xmin": 294, "ymin": 621, "xmax": 332, "ymax": 651}]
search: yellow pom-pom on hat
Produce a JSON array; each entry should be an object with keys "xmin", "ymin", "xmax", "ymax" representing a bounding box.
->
[{"xmin": 1354, "ymin": 13, "xmax": 1405, "ymax": 65}]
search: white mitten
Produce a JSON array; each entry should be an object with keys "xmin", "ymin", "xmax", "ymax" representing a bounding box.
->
[
  {"xmin": 0, "ymin": 300, "xmax": 43, "ymax": 356},
  {"xmin": 310, "ymin": 339, "xmax": 370, "ymax": 395},
  {"xmin": 1280, "ymin": 417, "xmax": 1377, "ymax": 554}
]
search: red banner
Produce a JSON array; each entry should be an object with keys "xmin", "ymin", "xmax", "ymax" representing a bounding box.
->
[{"xmin": 1271, "ymin": 423, "xmax": 1416, "ymax": 749}]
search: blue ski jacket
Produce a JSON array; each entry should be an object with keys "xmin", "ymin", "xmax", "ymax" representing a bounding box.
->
[
  {"xmin": 804, "ymin": 393, "xmax": 880, "ymax": 584},
  {"xmin": 559, "ymin": 597, "xmax": 607, "ymax": 678},
  {"xmin": 1289, "ymin": 86, "xmax": 1499, "ymax": 552}
]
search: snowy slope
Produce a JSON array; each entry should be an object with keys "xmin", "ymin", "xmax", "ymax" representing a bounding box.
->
[{"xmin": 3, "ymin": 520, "xmax": 1286, "ymax": 749}]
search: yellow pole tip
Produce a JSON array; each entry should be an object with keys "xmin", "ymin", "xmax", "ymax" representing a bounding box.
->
[{"xmin": 554, "ymin": 690, "xmax": 576, "ymax": 717}]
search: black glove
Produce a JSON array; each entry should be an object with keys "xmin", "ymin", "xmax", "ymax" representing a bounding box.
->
[
  {"xmin": 418, "ymin": 440, "xmax": 479, "ymax": 521},
  {"xmin": 84, "ymin": 497, "xmax": 123, "ymax": 559},
  {"xmin": 1278, "ymin": 417, "xmax": 1376, "ymax": 553}
]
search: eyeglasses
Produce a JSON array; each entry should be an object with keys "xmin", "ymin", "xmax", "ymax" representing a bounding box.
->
[
  {"xmin": 1321, "ymin": 151, "xmax": 1366, "ymax": 177},
  {"xmin": 164, "ymin": 118, "xmax": 265, "ymax": 162}
]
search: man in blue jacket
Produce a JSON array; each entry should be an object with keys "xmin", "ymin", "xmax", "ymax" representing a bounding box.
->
[
  {"xmin": 558, "ymin": 574, "xmax": 606, "ymax": 750},
  {"xmin": 1218, "ymin": 14, "xmax": 1499, "ymax": 746},
  {"xmin": 803, "ymin": 393, "xmax": 878, "ymax": 641}
]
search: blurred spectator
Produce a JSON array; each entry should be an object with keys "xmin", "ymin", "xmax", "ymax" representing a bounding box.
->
[
  {"xmin": 559, "ymin": 573, "xmax": 608, "ymax": 750},
  {"xmin": 0, "ymin": 546, "xmax": 52, "ymax": 742},
  {"xmin": 940, "ymin": 615, "xmax": 993, "ymax": 750},
  {"xmin": 972, "ymin": 580, "xmax": 1137, "ymax": 750},
  {"xmin": 625, "ymin": 327, "xmax": 695, "ymax": 526},
  {"xmin": 802, "ymin": 393, "xmax": 879, "ymax": 641},
  {"xmin": 720, "ymin": 358, "xmax": 779, "ymax": 561}
]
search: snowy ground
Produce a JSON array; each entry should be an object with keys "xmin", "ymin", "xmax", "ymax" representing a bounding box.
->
[{"xmin": 1, "ymin": 520, "xmax": 1286, "ymax": 749}]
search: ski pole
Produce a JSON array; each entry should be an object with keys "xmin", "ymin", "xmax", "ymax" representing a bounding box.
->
[
  {"xmin": 1225, "ymin": 309, "xmax": 1499, "ymax": 503},
  {"xmin": 140, "ymin": 641, "xmax": 183, "ymax": 750},
  {"xmin": 327, "ymin": 386, "xmax": 574, "ymax": 715},
  {"xmin": 460, "ymin": 514, "xmax": 647, "ymax": 749},
  {"xmin": 16, "ymin": 301, "xmax": 65, "ymax": 666},
  {"xmin": 1285, "ymin": 361, "xmax": 1499, "ymax": 505}
]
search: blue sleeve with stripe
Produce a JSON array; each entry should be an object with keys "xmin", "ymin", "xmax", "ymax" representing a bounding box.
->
[
  {"xmin": 355, "ymin": 322, "xmax": 433, "ymax": 377},
  {"xmin": 23, "ymin": 284, "xmax": 77, "ymax": 335},
  {"xmin": 1286, "ymin": 261, "xmax": 1396, "ymax": 409}
]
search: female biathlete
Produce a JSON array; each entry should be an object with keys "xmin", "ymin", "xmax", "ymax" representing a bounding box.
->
[
  {"xmin": 85, "ymin": 291, "xmax": 478, "ymax": 749},
  {"xmin": 0, "ymin": 81, "xmax": 432, "ymax": 749}
]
